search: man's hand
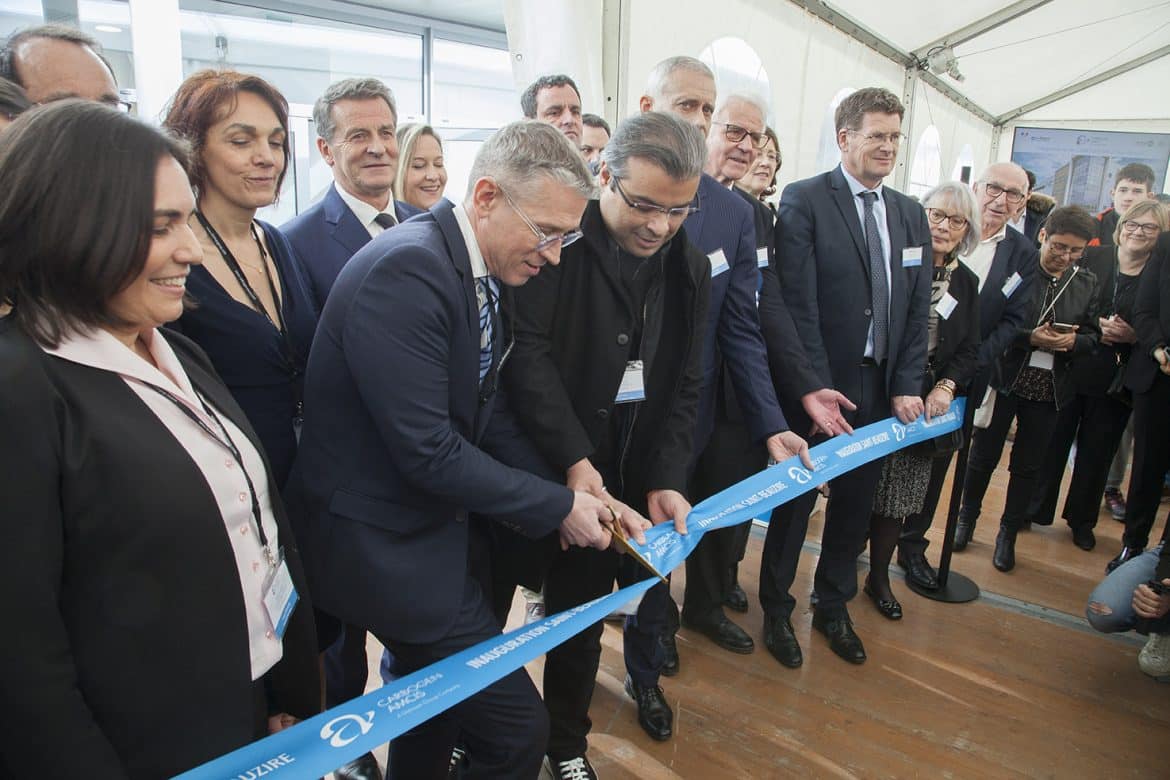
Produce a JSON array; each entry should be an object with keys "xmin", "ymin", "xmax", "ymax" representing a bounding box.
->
[
  {"xmin": 559, "ymin": 491, "xmax": 612, "ymax": 551},
  {"xmin": 923, "ymin": 387, "xmax": 952, "ymax": 422},
  {"xmin": 800, "ymin": 387, "xmax": 857, "ymax": 438},
  {"xmin": 647, "ymin": 489, "xmax": 691, "ymax": 536},
  {"xmin": 891, "ymin": 395, "xmax": 924, "ymax": 424},
  {"xmin": 607, "ymin": 497, "xmax": 652, "ymax": 545},
  {"xmin": 1099, "ymin": 315, "xmax": 1136, "ymax": 346},
  {"xmin": 1030, "ymin": 323, "xmax": 1076, "ymax": 351},
  {"xmin": 1153, "ymin": 346, "xmax": 1170, "ymax": 376},
  {"xmin": 566, "ymin": 458, "xmax": 605, "ymax": 495},
  {"xmin": 766, "ymin": 430, "xmax": 813, "ymax": 468},
  {"xmin": 1132, "ymin": 578, "xmax": 1170, "ymax": 620},
  {"xmin": 267, "ymin": 713, "xmax": 298, "ymax": 735}
]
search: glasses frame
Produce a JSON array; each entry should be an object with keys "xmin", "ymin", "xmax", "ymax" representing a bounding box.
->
[
  {"xmin": 846, "ymin": 130, "xmax": 907, "ymax": 147},
  {"xmin": 1046, "ymin": 239, "xmax": 1085, "ymax": 261},
  {"xmin": 925, "ymin": 208, "xmax": 968, "ymax": 231},
  {"xmin": 1121, "ymin": 219, "xmax": 1161, "ymax": 236},
  {"xmin": 713, "ymin": 121, "xmax": 768, "ymax": 149},
  {"xmin": 610, "ymin": 175, "xmax": 699, "ymax": 221},
  {"xmin": 497, "ymin": 184, "xmax": 582, "ymax": 252},
  {"xmin": 980, "ymin": 181, "xmax": 1027, "ymax": 205}
]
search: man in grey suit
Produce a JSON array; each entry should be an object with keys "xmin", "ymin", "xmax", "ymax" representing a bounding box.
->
[{"xmin": 760, "ymin": 87, "xmax": 931, "ymax": 667}]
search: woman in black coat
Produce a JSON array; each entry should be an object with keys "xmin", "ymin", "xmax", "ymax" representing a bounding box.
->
[
  {"xmin": 866, "ymin": 181, "xmax": 981, "ymax": 619},
  {"xmin": 0, "ymin": 102, "xmax": 318, "ymax": 779}
]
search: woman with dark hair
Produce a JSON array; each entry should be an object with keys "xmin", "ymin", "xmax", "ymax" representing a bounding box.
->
[
  {"xmin": 163, "ymin": 69, "xmax": 317, "ymax": 488},
  {"xmin": 865, "ymin": 181, "xmax": 981, "ymax": 618},
  {"xmin": 0, "ymin": 100, "xmax": 318, "ymax": 778},
  {"xmin": 736, "ymin": 125, "xmax": 780, "ymax": 203}
]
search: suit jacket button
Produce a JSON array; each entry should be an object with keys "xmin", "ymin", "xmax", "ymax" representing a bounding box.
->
[
  {"xmin": 864, "ymin": 307, "xmax": 872, "ymax": 316},
  {"xmin": 597, "ymin": 408, "xmax": 609, "ymax": 420},
  {"xmin": 617, "ymin": 333, "xmax": 629, "ymax": 346}
]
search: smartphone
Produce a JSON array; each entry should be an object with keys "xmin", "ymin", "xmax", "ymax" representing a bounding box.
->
[
  {"xmin": 1147, "ymin": 579, "xmax": 1169, "ymax": 596},
  {"xmin": 1050, "ymin": 322, "xmax": 1077, "ymax": 333}
]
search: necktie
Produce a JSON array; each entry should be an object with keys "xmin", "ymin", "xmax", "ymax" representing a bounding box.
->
[
  {"xmin": 373, "ymin": 212, "xmax": 397, "ymax": 230},
  {"xmin": 477, "ymin": 276, "xmax": 499, "ymax": 384},
  {"xmin": 860, "ymin": 191, "xmax": 889, "ymax": 363}
]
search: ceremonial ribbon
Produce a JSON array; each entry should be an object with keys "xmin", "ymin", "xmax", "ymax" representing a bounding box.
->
[{"xmin": 178, "ymin": 401, "xmax": 963, "ymax": 779}]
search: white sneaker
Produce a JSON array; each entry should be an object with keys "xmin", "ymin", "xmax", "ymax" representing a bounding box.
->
[
  {"xmin": 1138, "ymin": 633, "xmax": 1170, "ymax": 680},
  {"xmin": 543, "ymin": 755, "xmax": 598, "ymax": 780}
]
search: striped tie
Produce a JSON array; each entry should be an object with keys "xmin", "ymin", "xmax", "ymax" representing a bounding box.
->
[{"xmin": 477, "ymin": 277, "xmax": 499, "ymax": 384}]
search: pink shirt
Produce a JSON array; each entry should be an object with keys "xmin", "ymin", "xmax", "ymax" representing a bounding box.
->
[{"xmin": 45, "ymin": 327, "xmax": 284, "ymax": 680}]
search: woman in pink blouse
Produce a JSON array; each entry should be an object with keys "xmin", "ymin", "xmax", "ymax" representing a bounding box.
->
[{"xmin": 0, "ymin": 100, "xmax": 318, "ymax": 778}]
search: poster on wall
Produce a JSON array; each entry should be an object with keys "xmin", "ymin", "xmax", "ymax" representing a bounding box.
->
[{"xmin": 1010, "ymin": 127, "xmax": 1170, "ymax": 213}]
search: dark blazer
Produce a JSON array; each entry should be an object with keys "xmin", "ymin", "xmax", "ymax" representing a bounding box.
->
[
  {"xmin": 775, "ymin": 165, "xmax": 931, "ymax": 422},
  {"xmin": 0, "ymin": 322, "xmax": 318, "ymax": 780},
  {"xmin": 681, "ymin": 174, "xmax": 787, "ymax": 452},
  {"xmin": 930, "ymin": 260, "xmax": 981, "ymax": 394},
  {"xmin": 1127, "ymin": 235, "xmax": 1170, "ymax": 394},
  {"xmin": 973, "ymin": 228, "xmax": 1039, "ymax": 371},
  {"xmin": 504, "ymin": 200, "xmax": 711, "ymax": 502},
  {"xmin": 289, "ymin": 199, "xmax": 572, "ymax": 646},
  {"xmin": 281, "ymin": 183, "xmax": 422, "ymax": 310},
  {"xmin": 993, "ymin": 260, "xmax": 1101, "ymax": 408}
]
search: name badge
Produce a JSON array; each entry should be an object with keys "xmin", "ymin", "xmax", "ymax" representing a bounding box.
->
[
  {"xmin": 1028, "ymin": 350, "xmax": 1054, "ymax": 370},
  {"xmin": 756, "ymin": 247, "xmax": 769, "ymax": 268},
  {"xmin": 902, "ymin": 247, "xmax": 922, "ymax": 267},
  {"xmin": 615, "ymin": 360, "xmax": 646, "ymax": 404},
  {"xmin": 1002, "ymin": 271, "xmax": 1022, "ymax": 298},
  {"xmin": 935, "ymin": 292, "xmax": 958, "ymax": 320},
  {"xmin": 262, "ymin": 549, "xmax": 299, "ymax": 640},
  {"xmin": 708, "ymin": 249, "xmax": 729, "ymax": 277}
]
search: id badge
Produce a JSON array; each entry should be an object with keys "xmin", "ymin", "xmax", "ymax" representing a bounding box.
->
[
  {"xmin": 1028, "ymin": 350, "xmax": 1054, "ymax": 370},
  {"xmin": 615, "ymin": 360, "xmax": 646, "ymax": 403},
  {"xmin": 708, "ymin": 249, "xmax": 729, "ymax": 277},
  {"xmin": 262, "ymin": 548, "xmax": 298, "ymax": 640},
  {"xmin": 935, "ymin": 292, "xmax": 958, "ymax": 320},
  {"xmin": 1002, "ymin": 271, "xmax": 1022, "ymax": 298},
  {"xmin": 756, "ymin": 247, "xmax": 769, "ymax": 268},
  {"xmin": 902, "ymin": 247, "xmax": 922, "ymax": 267}
]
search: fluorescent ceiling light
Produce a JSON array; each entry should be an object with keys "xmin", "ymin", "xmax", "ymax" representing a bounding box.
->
[{"xmin": 95, "ymin": 24, "xmax": 122, "ymax": 33}]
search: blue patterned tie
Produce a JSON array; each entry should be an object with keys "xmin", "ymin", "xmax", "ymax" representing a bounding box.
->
[
  {"xmin": 860, "ymin": 191, "xmax": 889, "ymax": 363},
  {"xmin": 477, "ymin": 276, "xmax": 499, "ymax": 384}
]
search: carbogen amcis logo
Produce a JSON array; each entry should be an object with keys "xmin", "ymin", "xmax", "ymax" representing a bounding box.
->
[
  {"xmin": 320, "ymin": 711, "xmax": 375, "ymax": 748},
  {"xmin": 788, "ymin": 465, "xmax": 812, "ymax": 485}
]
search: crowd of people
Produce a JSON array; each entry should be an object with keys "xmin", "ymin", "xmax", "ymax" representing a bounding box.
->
[{"xmin": 1, "ymin": 22, "xmax": 1168, "ymax": 780}]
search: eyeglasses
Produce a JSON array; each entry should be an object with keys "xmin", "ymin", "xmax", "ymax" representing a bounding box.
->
[
  {"xmin": 925, "ymin": 208, "xmax": 968, "ymax": 230},
  {"xmin": 1122, "ymin": 220, "xmax": 1161, "ymax": 236},
  {"xmin": 979, "ymin": 181, "xmax": 1027, "ymax": 204},
  {"xmin": 847, "ymin": 130, "xmax": 906, "ymax": 146},
  {"xmin": 1046, "ymin": 240, "xmax": 1085, "ymax": 261},
  {"xmin": 713, "ymin": 122, "xmax": 768, "ymax": 149},
  {"xmin": 611, "ymin": 176, "xmax": 699, "ymax": 220},
  {"xmin": 497, "ymin": 185, "xmax": 582, "ymax": 252}
]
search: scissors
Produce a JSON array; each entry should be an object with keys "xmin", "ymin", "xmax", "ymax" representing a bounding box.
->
[{"xmin": 602, "ymin": 503, "xmax": 667, "ymax": 584}]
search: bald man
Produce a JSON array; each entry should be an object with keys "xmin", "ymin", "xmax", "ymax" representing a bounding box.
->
[{"xmin": 0, "ymin": 24, "xmax": 119, "ymax": 107}]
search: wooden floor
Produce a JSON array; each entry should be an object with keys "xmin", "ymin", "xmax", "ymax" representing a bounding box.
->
[{"xmin": 357, "ymin": 452, "xmax": 1170, "ymax": 779}]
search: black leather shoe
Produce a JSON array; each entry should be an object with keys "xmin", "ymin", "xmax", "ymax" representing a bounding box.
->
[
  {"xmin": 1071, "ymin": 525, "xmax": 1096, "ymax": 551},
  {"xmin": 863, "ymin": 578, "xmax": 902, "ymax": 621},
  {"xmin": 897, "ymin": 552, "xmax": 939, "ymax": 590},
  {"xmin": 724, "ymin": 582, "xmax": 749, "ymax": 613},
  {"xmin": 993, "ymin": 527, "xmax": 1016, "ymax": 572},
  {"xmin": 953, "ymin": 517, "xmax": 975, "ymax": 551},
  {"xmin": 1106, "ymin": 545, "xmax": 1145, "ymax": 574},
  {"xmin": 762, "ymin": 615, "xmax": 803, "ymax": 668},
  {"xmin": 811, "ymin": 610, "xmax": 866, "ymax": 664},
  {"xmin": 624, "ymin": 674, "xmax": 673, "ymax": 741},
  {"xmin": 682, "ymin": 613, "xmax": 754, "ymax": 653},
  {"xmin": 336, "ymin": 752, "xmax": 382, "ymax": 780},
  {"xmin": 659, "ymin": 632, "xmax": 679, "ymax": 677}
]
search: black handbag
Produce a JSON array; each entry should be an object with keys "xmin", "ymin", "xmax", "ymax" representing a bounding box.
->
[{"xmin": 1107, "ymin": 357, "xmax": 1132, "ymax": 407}]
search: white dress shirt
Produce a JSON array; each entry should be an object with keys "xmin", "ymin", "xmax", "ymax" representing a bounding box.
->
[
  {"xmin": 962, "ymin": 224, "xmax": 1008, "ymax": 292},
  {"xmin": 334, "ymin": 182, "xmax": 397, "ymax": 239}
]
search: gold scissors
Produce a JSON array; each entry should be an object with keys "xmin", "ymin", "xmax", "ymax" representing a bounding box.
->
[{"xmin": 602, "ymin": 504, "xmax": 667, "ymax": 584}]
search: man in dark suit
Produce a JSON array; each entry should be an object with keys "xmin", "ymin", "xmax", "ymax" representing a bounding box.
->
[
  {"xmin": 291, "ymin": 121, "xmax": 630, "ymax": 780},
  {"xmin": 760, "ymin": 87, "xmax": 931, "ymax": 667},
  {"xmin": 282, "ymin": 78, "xmax": 421, "ymax": 311},
  {"xmin": 912, "ymin": 162, "xmax": 1038, "ymax": 553}
]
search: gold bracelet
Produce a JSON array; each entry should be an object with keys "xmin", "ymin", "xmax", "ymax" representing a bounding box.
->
[{"xmin": 933, "ymin": 380, "xmax": 956, "ymax": 396}]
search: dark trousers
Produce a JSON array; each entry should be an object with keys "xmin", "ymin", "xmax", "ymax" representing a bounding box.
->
[
  {"xmin": 542, "ymin": 544, "xmax": 667, "ymax": 759},
  {"xmin": 1033, "ymin": 393, "xmax": 1132, "ymax": 531},
  {"xmin": 960, "ymin": 392, "xmax": 1059, "ymax": 532},
  {"xmin": 1122, "ymin": 374, "xmax": 1170, "ymax": 550},
  {"xmin": 376, "ymin": 575, "xmax": 548, "ymax": 780},
  {"xmin": 759, "ymin": 362, "xmax": 887, "ymax": 619},
  {"xmin": 683, "ymin": 418, "xmax": 765, "ymax": 623},
  {"xmin": 323, "ymin": 622, "xmax": 370, "ymax": 708}
]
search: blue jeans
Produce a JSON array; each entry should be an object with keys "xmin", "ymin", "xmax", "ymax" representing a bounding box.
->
[{"xmin": 1086, "ymin": 545, "xmax": 1167, "ymax": 633}]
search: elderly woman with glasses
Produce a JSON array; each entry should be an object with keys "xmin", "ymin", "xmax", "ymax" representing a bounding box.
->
[
  {"xmin": 1031, "ymin": 200, "xmax": 1166, "ymax": 556},
  {"xmin": 864, "ymin": 181, "xmax": 981, "ymax": 619}
]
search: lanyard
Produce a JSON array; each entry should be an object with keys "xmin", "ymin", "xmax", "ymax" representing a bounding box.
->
[
  {"xmin": 1035, "ymin": 265, "xmax": 1079, "ymax": 326},
  {"xmin": 138, "ymin": 379, "xmax": 276, "ymax": 567}
]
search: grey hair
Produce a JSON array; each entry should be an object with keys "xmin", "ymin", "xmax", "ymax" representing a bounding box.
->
[
  {"xmin": 602, "ymin": 111, "xmax": 707, "ymax": 182},
  {"xmin": 468, "ymin": 120, "xmax": 595, "ymax": 201},
  {"xmin": 644, "ymin": 56, "xmax": 714, "ymax": 102},
  {"xmin": 922, "ymin": 181, "xmax": 982, "ymax": 257},
  {"xmin": 713, "ymin": 92, "xmax": 768, "ymax": 124},
  {"xmin": 313, "ymin": 78, "xmax": 396, "ymax": 141}
]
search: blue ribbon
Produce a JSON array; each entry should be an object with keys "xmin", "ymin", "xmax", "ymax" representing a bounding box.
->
[{"xmin": 176, "ymin": 401, "xmax": 963, "ymax": 779}]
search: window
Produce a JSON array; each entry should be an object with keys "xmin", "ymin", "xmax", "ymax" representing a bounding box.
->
[
  {"xmin": 816, "ymin": 87, "xmax": 856, "ymax": 173},
  {"xmin": 908, "ymin": 125, "xmax": 942, "ymax": 199},
  {"xmin": 698, "ymin": 37, "xmax": 772, "ymax": 123}
]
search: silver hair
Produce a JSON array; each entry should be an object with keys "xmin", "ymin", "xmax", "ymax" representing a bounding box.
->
[
  {"xmin": 313, "ymin": 78, "xmax": 396, "ymax": 141},
  {"xmin": 467, "ymin": 120, "xmax": 595, "ymax": 201},
  {"xmin": 922, "ymin": 181, "xmax": 982, "ymax": 258},
  {"xmin": 644, "ymin": 56, "xmax": 714, "ymax": 102},
  {"xmin": 602, "ymin": 111, "xmax": 707, "ymax": 182},
  {"xmin": 713, "ymin": 92, "xmax": 769, "ymax": 125}
]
